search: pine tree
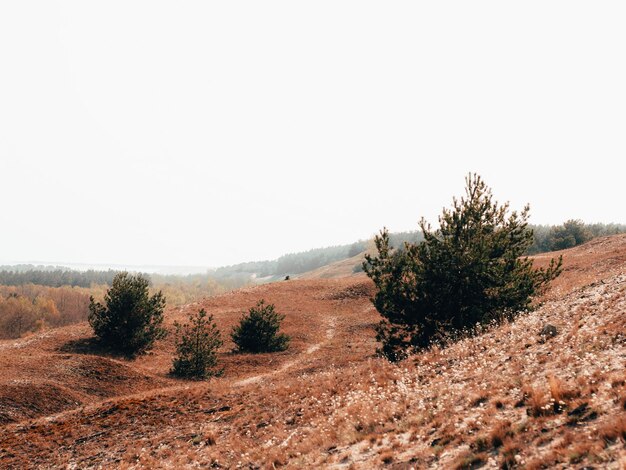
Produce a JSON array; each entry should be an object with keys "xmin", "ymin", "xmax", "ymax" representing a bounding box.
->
[
  {"xmin": 547, "ymin": 219, "xmax": 593, "ymax": 250},
  {"xmin": 88, "ymin": 272, "xmax": 166, "ymax": 356},
  {"xmin": 364, "ymin": 173, "xmax": 562, "ymax": 361},
  {"xmin": 171, "ymin": 309, "xmax": 223, "ymax": 379},
  {"xmin": 231, "ymin": 300, "xmax": 290, "ymax": 353}
]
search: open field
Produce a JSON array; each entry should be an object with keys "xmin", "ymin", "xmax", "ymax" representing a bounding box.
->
[{"xmin": 0, "ymin": 235, "xmax": 625, "ymax": 468}]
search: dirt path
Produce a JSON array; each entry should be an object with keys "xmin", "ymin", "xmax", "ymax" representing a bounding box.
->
[
  {"xmin": 0, "ymin": 330, "xmax": 54, "ymax": 351},
  {"xmin": 234, "ymin": 315, "xmax": 337, "ymax": 387}
]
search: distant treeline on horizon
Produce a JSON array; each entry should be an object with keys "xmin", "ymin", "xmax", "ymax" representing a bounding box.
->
[
  {"xmin": 0, "ymin": 268, "xmax": 120, "ymax": 288},
  {"xmin": 1, "ymin": 221, "xmax": 625, "ymax": 288},
  {"xmin": 213, "ymin": 220, "xmax": 626, "ymax": 279},
  {"xmin": 0, "ymin": 220, "xmax": 624, "ymax": 340}
]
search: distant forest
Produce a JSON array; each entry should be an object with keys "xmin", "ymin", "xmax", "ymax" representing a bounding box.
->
[
  {"xmin": 212, "ymin": 220, "xmax": 626, "ymax": 279},
  {"xmin": 526, "ymin": 221, "xmax": 626, "ymax": 254},
  {"xmin": 1, "ymin": 220, "xmax": 624, "ymax": 339},
  {"xmin": 0, "ymin": 267, "xmax": 119, "ymax": 288},
  {"xmin": 212, "ymin": 243, "xmax": 369, "ymax": 281},
  {"xmin": 0, "ymin": 269, "xmax": 247, "ymax": 339},
  {"xmin": 2, "ymin": 221, "xmax": 625, "ymax": 288}
]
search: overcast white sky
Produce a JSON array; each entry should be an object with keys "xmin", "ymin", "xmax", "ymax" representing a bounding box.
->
[{"xmin": 1, "ymin": 1, "xmax": 625, "ymax": 268}]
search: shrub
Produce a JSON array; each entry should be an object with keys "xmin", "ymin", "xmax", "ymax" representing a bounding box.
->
[
  {"xmin": 364, "ymin": 173, "xmax": 562, "ymax": 361},
  {"xmin": 547, "ymin": 219, "xmax": 593, "ymax": 251},
  {"xmin": 0, "ymin": 295, "xmax": 40, "ymax": 338},
  {"xmin": 231, "ymin": 300, "xmax": 289, "ymax": 353},
  {"xmin": 88, "ymin": 272, "xmax": 166, "ymax": 356},
  {"xmin": 171, "ymin": 309, "xmax": 223, "ymax": 379}
]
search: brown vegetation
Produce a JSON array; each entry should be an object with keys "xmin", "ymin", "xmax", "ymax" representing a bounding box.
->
[
  {"xmin": 0, "ymin": 284, "xmax": 103, "ymax": 338},
  {"xmin": 0, "ymin": 280, "xmax": 238, "ymax": 340},
  {"xmin": 0, "ymin": 235, "xmax": 625, "ymax": 468}
]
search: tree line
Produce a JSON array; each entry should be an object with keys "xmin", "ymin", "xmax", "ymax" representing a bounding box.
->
[
  {"xmin": 0, "ymin": 268, "xmax": 120, "ymax": 288},
  {"xmin": 379, "ymin": 222, "xmax": 626, "ymax": 255},
  {"xmin": 3, "ymin": 219, "xmax": 622, "ymax": 291},
  {"xmin": 0, "ymin": 275, "xmax": 248, "ymax": 339},
  {"xmin": 1, "ymin": 214, "xmax": 623, "ymax": 341},
  {"xmin": 212, "ymin": 243, "xmax": 370, "ymax": 280},
  {"xmin": 0, "ymin": 284, "xmax": 106, "ymax": 339},
  {"xmin": 214, "ymin": 221, "xmax": 626, "ymax": 281},
  {"xmin": 527, "ymin": 221, "xmax": 626, "ymax": 253}
]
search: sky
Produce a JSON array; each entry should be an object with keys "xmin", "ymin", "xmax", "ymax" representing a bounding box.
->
[{"xmin": 1, "ymin": 1, "xmax": 625, "ymax": 269}]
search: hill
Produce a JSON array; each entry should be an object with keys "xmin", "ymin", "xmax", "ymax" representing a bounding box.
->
[
  {"xmin": 296, "ymin": 253, "xmax": 365, "ymax": 280},
  {"xmin": 0, "ymin": 235, "xmax": 625, "ymax": 468},
  {"xmin": 210, "ymin": 222, "xmax": 626, "ymax": 282}
]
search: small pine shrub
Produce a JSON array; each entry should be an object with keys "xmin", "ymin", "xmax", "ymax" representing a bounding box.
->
[
  {"xmin": 171, "ymin": 309, "xmax": 223, "ymax": 379},
  {"xmin": 231, "ymin": 300, "xmax": 290, "ymax": 353},
  {"xmin": 88, "ymin": 272, "xmax": 166, "ymax": 356}
]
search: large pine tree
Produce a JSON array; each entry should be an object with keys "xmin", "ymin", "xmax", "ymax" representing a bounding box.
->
[{"xmin": 364, "ymin": 174, "xmax": 562, "ymax": 361}]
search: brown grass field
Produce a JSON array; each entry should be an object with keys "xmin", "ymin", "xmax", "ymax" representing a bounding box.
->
[{"xmin": 0, "ymin": 235, "xmax": 625, "ymax": 469}]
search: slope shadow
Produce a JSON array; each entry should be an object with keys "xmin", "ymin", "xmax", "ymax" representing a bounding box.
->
[{"xmin": 58, "ymin": 337, "xmax": 135, "ymax": 360}]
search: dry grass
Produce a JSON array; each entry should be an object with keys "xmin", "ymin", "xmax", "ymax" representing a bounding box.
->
[
  {"xmin": 452, "ymin": 450, "xmax": 485, "ymax": 469},
  {"xmin": 526, "ymin": 386, "xmax": 550, "ymax": 417},
  {"xmin": 598, "ymin": 415, "xmax": 626, "ymax": 445},
  {"xmin": 0, "ymin": 235, "xmax": 625, "ymax": 469},
  {"xmin": 489, "ymin": 420, "xmax": 513, "ymax": 448}
]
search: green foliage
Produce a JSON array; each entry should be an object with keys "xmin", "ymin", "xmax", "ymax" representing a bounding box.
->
[
  {"xmin": 364, "ymin": 174, "xmax": 562, "ymax": 361},
  {"xmin": 348, "ymin": 242, "xmax": 365, "ymax": 257},
  {"xmin": 231, "ymin": 300, "xmax": 290, "ymax": 353},
  {"xmin": 0, "ymin": 267, "xmax": 121, "ymax": 288},
  {"xmin": 171, "ymin": 309, "xmax": 223, "ymax": 379},
  {"xmin": 214, "ymin": 241, "xmax": 369, "ymax": 280},
  {"xmin": 547, "ymin": 219, "xmax": 592, "ymax": 250},
  {"xmin": 88, "ymin": 272, "xmax": 166, "ymax": 356},
  {"xmin": 527, "ymin": 221, "xmax": 625, "ymax": 254}
]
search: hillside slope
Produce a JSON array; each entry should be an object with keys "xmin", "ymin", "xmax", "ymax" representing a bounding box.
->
[
  {"xmin": 0, "ymin": 235, "xmax": 625, "ymax": 468},
  {"xmin": 296, "ymin": 253, "xmax": 365, "ymax": 280}
]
